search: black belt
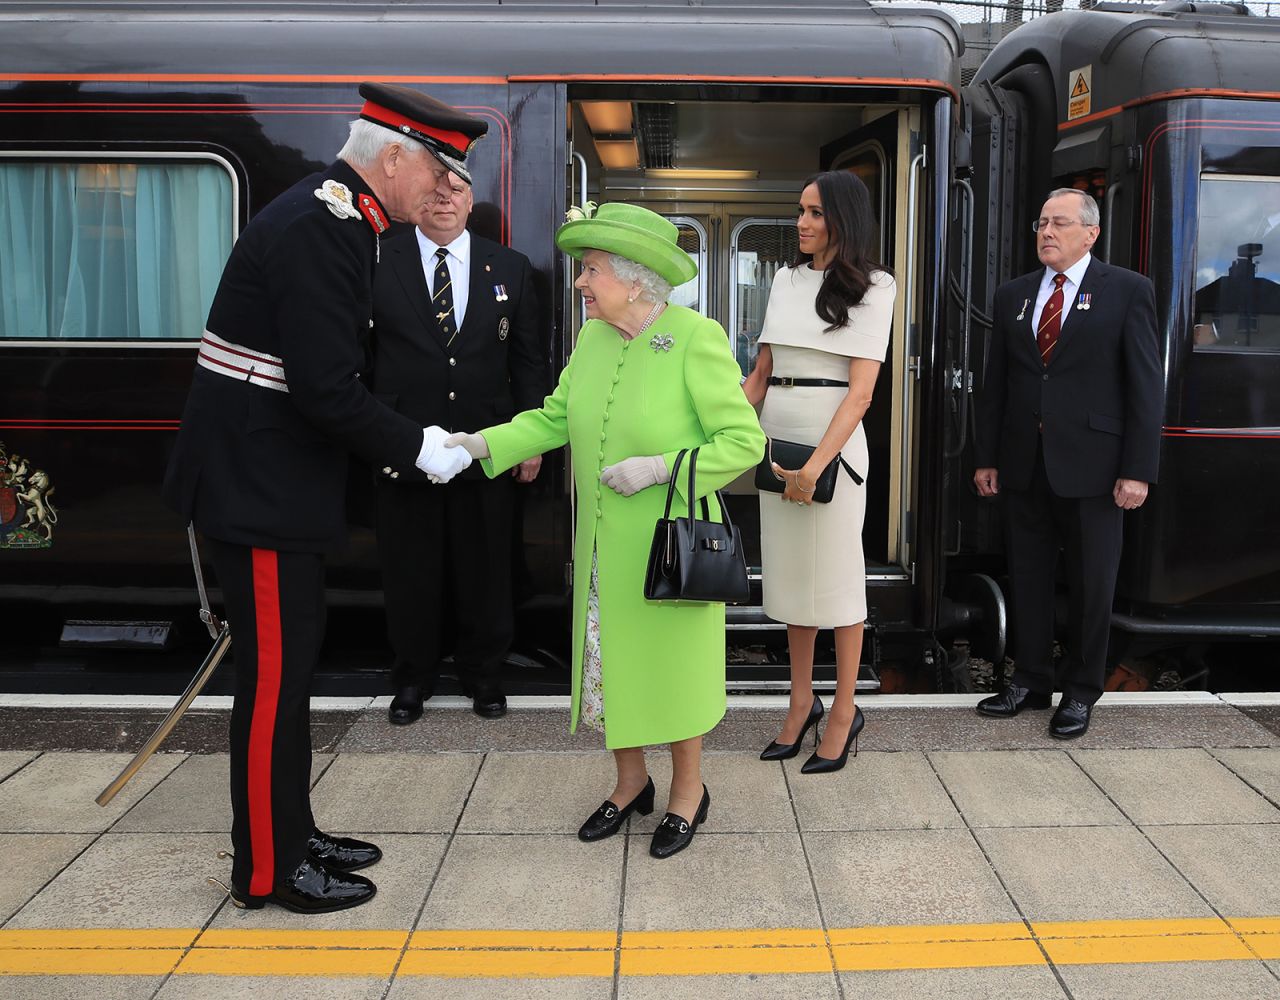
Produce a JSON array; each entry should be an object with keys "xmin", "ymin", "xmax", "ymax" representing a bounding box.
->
[{"xmin": 768, "ymin": 377, "xmax": 849, "ymax": 388}]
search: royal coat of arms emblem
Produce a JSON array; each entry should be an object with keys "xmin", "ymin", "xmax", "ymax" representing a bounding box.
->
[{"xmin": 0, "ymin": 441, "xmax": 58, "ymax": 549}]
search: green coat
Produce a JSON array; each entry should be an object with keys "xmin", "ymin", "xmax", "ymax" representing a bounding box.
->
[{"xmin": 481, "ymin": 306, "xmax": 765, "ymax": 748}]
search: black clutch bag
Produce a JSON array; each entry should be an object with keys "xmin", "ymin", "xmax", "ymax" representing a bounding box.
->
[
  {"xmin": 754, "ymin": 437, "xmax": 864, "ymax": 504},
  {"xmin": 644, "ymin": 448, "xmax": 750, "ymax": 605}
]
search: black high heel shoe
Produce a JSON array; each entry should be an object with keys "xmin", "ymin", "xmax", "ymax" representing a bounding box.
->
[
  {"xmin": 649, "ymin": 785, "xmax": 710, "ymax": 860},
  {"xmin": 800, "ymin": 705, "xmax": 864, "ymax": 774},
  {"xmin": 759, "ymin": 697, "xmax": 824, "ymax": 761},
  {"xmin": 577, "ymin": 776, "xmax": 655, "ymax": 842}
]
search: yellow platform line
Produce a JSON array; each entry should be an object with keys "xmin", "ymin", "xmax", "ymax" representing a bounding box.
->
[{"xmin": 2, "ymin": 917, "xmax": 1277, "ymax": 978}]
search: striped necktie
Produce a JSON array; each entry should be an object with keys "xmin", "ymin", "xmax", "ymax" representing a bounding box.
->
[
  {"xmin": 431, "ymin": 247, "xmax": 456, "ymax": 345},
  {"xmin": 1037, "ymin": 272, "xmax": 1067, "ymax": 365}
]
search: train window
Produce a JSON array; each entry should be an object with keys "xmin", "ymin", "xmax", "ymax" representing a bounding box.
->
[
  {"xmin": 0, "ymin": 157, "xmax": 234, "ymax": 342},
  {"xmin": 1192, "ymin": 173, "xmax": 1280, "ymax": 354},
  {"xmin": 666, "ymin": 217, "xmax": 707, "ymax": 313},
  {"xmin": 729, "ymin": 219, "xmax": 800, "ymax": 377}
]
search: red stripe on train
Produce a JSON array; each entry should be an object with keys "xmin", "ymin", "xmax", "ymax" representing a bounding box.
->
[{"xmin": 249, "ymin": 549, "xmax": 284, "ymax": 897}]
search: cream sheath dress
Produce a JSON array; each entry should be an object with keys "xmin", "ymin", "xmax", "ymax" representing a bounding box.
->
[{"xmin": 757, "ymin": 265, "xmax": 895, "ymax": 627}]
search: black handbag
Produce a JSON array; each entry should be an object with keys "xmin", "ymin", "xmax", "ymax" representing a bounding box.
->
[
  {"xmin": 643, "ymin": 448, "xmax": 750, "ymax": 605},
  {"xmin": 754, "ymin": 437, "xmax": 864, "ymax": 504}
]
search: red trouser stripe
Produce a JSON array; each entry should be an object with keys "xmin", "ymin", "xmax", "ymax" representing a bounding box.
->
[{"xmin": 248, "ymin": 548, "xmax": 283, "ymax": 896}]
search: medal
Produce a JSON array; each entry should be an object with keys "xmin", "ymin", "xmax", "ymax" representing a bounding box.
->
[
  {"xmin": 493, "ymin": 283, "xmax": 508, "ymax": 302},
  {"xmin": 498, "ymin": 316, "xmax": 509, "ymax": 340},
  {"xmin": 1078, "ymin": 293, "xmax": 1092, "ymax": 311},
  {"xmin": 1016, "ymin": 298, "xmax": 1030, "ymax": 322}
]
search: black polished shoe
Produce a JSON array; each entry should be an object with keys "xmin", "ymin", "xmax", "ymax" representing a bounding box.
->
[
  {"xmin": 472, "ymin": 690, "xmax": 507, "ymax": 719},
  {"xmin": 308, "ymin": 829, "xmax": 382, "ymax": 872},
  {"xmin": 976, "ymin": 685, "xmax": 1052, "ymax": 718},
  {"xmin": 800, "ymin": 706, "xmax": 865, "ymax": 775},
  {"xmin": 649, "ymin": 785, "xmax": 710, "ymax": 860},
  {"xmin": 578, "ymin": 777, "xmax": 655, "ymax": 842},
  {"xmin": 388, "ymin": 686, "xmax": 425, "ymax": 725},
  {"xmin": 1050, "ymin": 698, "xmax": 1092, "ymax": 739},
  {"xmin": 230, "ymin": 857, "xmax": 376, "ymax": 914},
  {"xmin": 760, "ymin": 697, "xmax": 824, "ymax": 761}
]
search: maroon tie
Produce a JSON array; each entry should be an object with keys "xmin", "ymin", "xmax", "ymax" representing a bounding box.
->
[{"xmin": 1037, "ymin": 273, "xmax": 1067, "ymax": 365}]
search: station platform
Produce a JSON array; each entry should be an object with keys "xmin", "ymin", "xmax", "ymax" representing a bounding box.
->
[{"xmin": 2, "ymin": 691, "xmax": 1279, "ymax": 999}]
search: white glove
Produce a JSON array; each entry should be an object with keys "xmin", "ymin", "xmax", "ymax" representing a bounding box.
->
[
  {"xmin": 600, "ymin": 455, "xmax": 669, "ymax": 497},
  {"xmin": 416, "ymin": 425, "xmax": 472, "ymax": 483},
  {"xmin": 443, "ymin": 431, "xmax": 490, "ymax": 460}
]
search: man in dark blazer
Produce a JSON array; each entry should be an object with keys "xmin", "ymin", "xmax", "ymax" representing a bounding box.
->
[
  {"xmin": 973, "ymin": 187, "xmax": 1164, "ymax": 738},
  {"xmin": 371, "ymin": 172, "xmax": 549, "ymax": 724},
  {"xmin": 163, "ymin": 84, "xmax": 483, "ymax": 913}
]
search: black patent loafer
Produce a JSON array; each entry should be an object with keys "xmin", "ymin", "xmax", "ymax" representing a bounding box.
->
[
  {"xmin": 649, "ymin": 785, "xmax": 710, "ymax": 860},
  {"xmin": 578, "ymin": 777, "xmax": 655, "ymax": 842},
  {"xmin": 308, "ymin": 829, "xmax": 382, "ymax": 872},
  {"xmin": 388, "ymin": 686, "xmax": 425, "ymax": 725},
  {"xmin": 976, "ymin": 684, "xmax": 1052, "ymax": 718},
  {"xmin": 472, "ymin": 690, "xmax": 507, "ymax": 719},
  {"xmin": 230, "ymin": 857, "xmax": 376, "ymax": 914},
  {"xmin": 1050, "ymin": 698, "xmax": 1092, "ymax": 739}
]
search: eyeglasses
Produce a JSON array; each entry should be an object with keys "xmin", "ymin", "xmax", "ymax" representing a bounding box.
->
[{"xmin": 1032, "ymin": 217, "xmax": 1091, "ymax": 233}]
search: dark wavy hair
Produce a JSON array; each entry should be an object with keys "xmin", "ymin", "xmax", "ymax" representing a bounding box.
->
[{"xmin": 794, "ymin": 170, "xmax": 885, "ymax": 332}]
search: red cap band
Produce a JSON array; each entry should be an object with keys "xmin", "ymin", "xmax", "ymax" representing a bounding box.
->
[{"xmin": 359, "ymin": 99, "xmax": 470, "ymax": 156}]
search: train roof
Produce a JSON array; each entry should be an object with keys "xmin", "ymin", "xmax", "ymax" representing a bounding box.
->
[
  {"xmin": 0, "ymin": 1, "xmax": 963, "ymax": 95},
  {"xmin": 973, "ymin": 5, "xmax": 1280, "ymax": 124}
]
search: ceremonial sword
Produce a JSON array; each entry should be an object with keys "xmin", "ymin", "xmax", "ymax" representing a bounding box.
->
[{"xmin": 96, "ymin": 525, "xmax": 232, "ymax": 806}]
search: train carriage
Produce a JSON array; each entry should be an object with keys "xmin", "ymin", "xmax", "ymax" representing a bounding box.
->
[{"xmin": 0, "ymin": 0, "xmax": 964, "ymax": 688}]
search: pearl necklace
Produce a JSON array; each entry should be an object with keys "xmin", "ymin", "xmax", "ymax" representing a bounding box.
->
[{"xmin": 623, "ymin": 302, "xmax": 664, "ymax": 340}]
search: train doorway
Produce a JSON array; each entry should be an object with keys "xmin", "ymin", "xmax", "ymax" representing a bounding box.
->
[{"xmin": 565, "ymin": 91, "xmax": 924, "ymax": 682}]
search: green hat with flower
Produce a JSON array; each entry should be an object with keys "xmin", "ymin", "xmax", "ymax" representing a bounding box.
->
[{"xmin": 556, "ymin": 202, "xmax": 698, "ymax": 287}]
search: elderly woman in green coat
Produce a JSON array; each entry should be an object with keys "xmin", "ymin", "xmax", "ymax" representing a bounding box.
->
[{"xmin": 446, "ymin": 204, "xmax": 764, "ymax": 859}]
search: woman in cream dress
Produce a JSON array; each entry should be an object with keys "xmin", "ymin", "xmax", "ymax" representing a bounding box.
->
[{"xmin": 743, "ymin": 171, "xmax": 895, "ymax": 774}]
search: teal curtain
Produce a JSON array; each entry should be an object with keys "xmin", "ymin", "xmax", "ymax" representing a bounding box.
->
[{"xmin": 0, "ymin": 161, "xmax": 232, "ymax": 340}]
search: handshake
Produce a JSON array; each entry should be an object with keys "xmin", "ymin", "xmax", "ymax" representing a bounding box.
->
[{"xmin": 413, "ymin": 426, "xmax": 491, "ymax": 484}]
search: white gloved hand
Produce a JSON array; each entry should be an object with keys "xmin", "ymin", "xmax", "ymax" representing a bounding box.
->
[
  {"xmin": 416, "ymin": 425, "xmax": 472, "ymax": 483},
  {"xmin": 600, "ymin": 455, "xmax": 669, "ymax": 497},
  {"xmin": 443, "ymin": 431, "xmax": 490, "ymax": 460}
]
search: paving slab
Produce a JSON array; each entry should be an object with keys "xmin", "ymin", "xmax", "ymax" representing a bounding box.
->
[
  {"xmin": 976, "ymin": 826, "xmax": 1216, "ymax": 922},
  {"xmin": 206, "ymin": 834, "xmax": 447, "ymax": 931},
  {"xmin": 0, "ymin": 833, "xmax": 95, "ymax": 922},
  {"xmin": 309, "ymin": 753, "xmax": 480, "ymax": 833},
  {"xmin": 157, "ymin": 977, "xmax": 391, "ymax": 1000},
  {"xmin": 930, "ymin": 750, "xmax": 1126, "ymax": 827},
  {"xmin": 1072, "ymin": 748, "xmax": 1280, "ymax": 825},
  {"xmin": 0, "ymin": 750, "xmax": 37, "ymax": 781},
  {"xmin": 336, "ymin": 709, "xmax": 603, "ymax": 753},
  {"xmin": 0, "ymin": 751, "xmax": 184, "ymax": 833},
  {"xmin": 459, "ymin": 752, "xmax": 621, "ymax": 834},
  {"xmin": 785, "ymin": 751, "xmax": 963, "ymax": 832},
  {"xmin": 6, "ymin": 832, "xmax": 229, "ymax": 929},
  {"xmin": 389, "ymin": 978, "xmax": 612, "ymax": 999},
  {"xmin": 619, "ymin": 972, "xmax": 840, "ymax": 998},
  {"xmin": 1057, "ymin": 959, "xmax": 1280, "ymax": 999},
  {"xmin": 840, "ymin": 966, "xmax": 1068, "ymax": 999},
  {"xmin": 623, "ymin": 832, "xmax": 818, "ymax": 931},
  {"xmin": 806, "ymin": 829, "xmax": 1020, "ymax": 928},
  {"xmin": 113, "ymin": 754, "xmax": 334, "ymax": 834},
  {"xmin": 1146, "ymin": 824, "xmax": 1280, "ymax": 916},
  {"xmin": 1237, "ymin": 705, "xmax": 1280, "ymax": 741},
  {"xmin": 629, "ymin": 753, "xmax": 796, "ymax": 834},
  {"xmin": 1210, "ymin": 747, "xmax": 1280, "ymax": 807},
  {"xmin": 0, "ymin": 976, "xmax": 164, "ymax": 1000},
  {"xmin": 417, "ymin": 833, "xmax": 623, "ymax": 932}
]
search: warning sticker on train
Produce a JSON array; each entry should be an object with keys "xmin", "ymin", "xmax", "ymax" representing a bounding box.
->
[
  {"xmin": 0, "ymin": 441, "xmax": 58, "ymax": 549},
  {"xmin": 1068, "ymin": 66, "xmax": 1092, "ymax": 121}
]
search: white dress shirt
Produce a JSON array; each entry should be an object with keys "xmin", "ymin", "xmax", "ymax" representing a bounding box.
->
[
  {"xmin": 1031, "ymin": 252, "xmax": 1092, "ymax": 337},
  {"xmin": 416, "ymin": 228, "xmax": 471, "ymax": 330}
]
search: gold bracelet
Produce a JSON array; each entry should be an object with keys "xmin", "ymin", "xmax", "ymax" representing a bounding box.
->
[{"xmin": 795, "ymin": 476, "xmax": 815, "ymax": 494}]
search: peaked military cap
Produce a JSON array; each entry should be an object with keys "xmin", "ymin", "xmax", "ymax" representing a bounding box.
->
[{"xmin": 358, "ymin": 82, "xmax": 488, "ymax": 184}]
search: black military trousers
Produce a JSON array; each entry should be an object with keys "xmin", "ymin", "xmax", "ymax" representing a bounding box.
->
[
  {"xmin": 206, "ymin": 537, "xmax": 324, "ymax": 897},
  {"xmin": 375, "ymin": 474, "xmax": 514, "ymax": 697},
  {"xmin": 1004, "ymin": 443, "xmax": 1123, "ymax": 706}
]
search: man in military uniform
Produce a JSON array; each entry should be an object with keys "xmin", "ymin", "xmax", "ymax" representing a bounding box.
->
[
  {"xmin": 371, "ymin": 173, "xmax": 549, "ymax": 725},
  {"xmin": 163, "ymin": 84, "xmax": 486, "ymax": 914}
]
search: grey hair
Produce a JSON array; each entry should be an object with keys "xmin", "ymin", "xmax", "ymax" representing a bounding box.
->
[
  {"xmin": 608, "ymin": 254, "xmax": 674, "ymax": 304},
  {"xmin": 337, "ymin": 118, "xmax": 428, "ymax": 168},
  {"xmin": 1047, "ymin": 187, "xmax": 1101, "ymax": 227}
]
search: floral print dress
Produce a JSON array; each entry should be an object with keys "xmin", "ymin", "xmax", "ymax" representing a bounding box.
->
[{"xmin": 579, "ymin": 549, "xmax": 606, "ymax": 733}]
